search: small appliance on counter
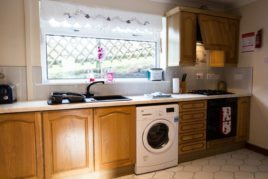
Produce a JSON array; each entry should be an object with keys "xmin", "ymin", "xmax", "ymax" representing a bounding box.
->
[
  {"xmin": 48, "ymin": 92, "xmax": 86, "ymax": 105},
  {"xmin": 217, "ymin": 81, "xmax": 227, "ymax": 92},
  {"xmin": 0, "ymin": 84, "xmax": 17, "ymax": 104},
  {"xmin": 148, "ymin": 68, "xmax": 163, "ymax": 81},
  {"xmin": 188, "ymin": 89, "xmax": 233, "ymax": 96},
  {"xmin": 180, "ymin": 73, "xmax": 187, "ymax": 93}
]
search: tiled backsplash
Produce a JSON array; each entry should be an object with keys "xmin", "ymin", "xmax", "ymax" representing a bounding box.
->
[
  {"xmin": 0, "ymin": 66, "xmax": 27, "ymax": 101},
  {"xmin": 0, "ymin": 65, "xmax": 253, "ymax": 101}
]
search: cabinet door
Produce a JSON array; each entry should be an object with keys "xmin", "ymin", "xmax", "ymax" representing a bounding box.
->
[
  {"xmin": 167, "ymin": 12, "xmax": 180, "ymax": 66},
  {"xmin": 94, "ymin": 106, "xmax": 136, "ymax": 170},
  {"xmin": 180, "ymin": 11, "xmax": 196, "ymax": 66},
  {"xmin": 236, "ymin": 97, "xmax": 250, "ymax": 142},
  {"xmin": 198, "ymin": 14, "xmax": 229, "ymax": 50},
  {"xmin": 167, "ymin": 11, "xmax": 196, "ymax": 66},
  {"xmin": 43, "ymin": 109, "xmax": 93, "ymax": 179},
  {"xmin": 0, "ymin": 112, "xmax": 43, "ymax": 179},
  {"xmin": 225, "ymin": 19, "xmax": 239, "ymax": 65}
]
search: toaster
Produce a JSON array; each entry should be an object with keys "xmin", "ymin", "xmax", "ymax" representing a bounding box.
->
[{"xmin": 0, "ymin": 84, "xmax": 17, "ymax": 104}]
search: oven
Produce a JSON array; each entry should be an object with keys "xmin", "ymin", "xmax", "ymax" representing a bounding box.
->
[{"xmin": 206, "ymin": 98, "xmax": 237, "ymax": 141}]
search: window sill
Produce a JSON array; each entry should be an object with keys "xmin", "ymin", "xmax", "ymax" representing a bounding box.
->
[{"xmin": 36, "ymin": 79, "xmax": 170, "ymax": 86}]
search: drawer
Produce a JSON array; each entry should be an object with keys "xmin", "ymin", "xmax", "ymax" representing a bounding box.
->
[
  {"xmin": 180, "ymin": 110, "xmax": 206, "ymax": 123},
  {"xmin": 179, "ymin": 130, "xmax": 206, "ymax": 144},
  {"xmin": 179, "ymin": 121, "xmax": 206, "ymax": 133},
  {"xmin": 179, "ymin": 100, "xmax": 207, "ymax": 112},
  {"xmin": 179, "ymin": 141, "xmax": 206, "ymax": 154}
]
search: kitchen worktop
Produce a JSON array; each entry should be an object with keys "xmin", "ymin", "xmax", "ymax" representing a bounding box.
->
[{"xmin": 0, "ymin": 92, "xmax": 251, "ymax": 114}]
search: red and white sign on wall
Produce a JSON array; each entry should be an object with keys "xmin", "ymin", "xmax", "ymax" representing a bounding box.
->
[{"xmin": 241, "ymin": 32, "xmax": 255, "ymax": 52}]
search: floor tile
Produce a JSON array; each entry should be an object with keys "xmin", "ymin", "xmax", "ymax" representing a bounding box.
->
[
  {"xmin": 180, "ymin": 161, "xmax": 192, "ymax": 166},
  {"xmin": 255, "ymin": 172, "xmax": 268, "ymax": 179},
  {"xmin": 215, "ymin": 152, "xmax": 232, "ymax": 159},
  {"xmin": 202, "ymin": 165, "xmax": 221, "ymax": 172},
  {"xmin": 173, "ymin": 171, "xmax": 194, "ymax": 179},
  {"xmin": 226, "ymin": 158, "xmax": 244, "ymax": 166},
  {"xmin": 234, "ymin": 172, "xmax": 254, "ymax": 179},
  {"xmin": 244, "ymin": 159, "xmax": 262, "ymax": 166},
  {"xmin": 231, "ymin": 153, "xmax": 248, "ymax": 160},
  {"xmin": 221, "ymin": 165, "xmax": 239, "ymax": 172},
  {"xmin": 209, "ymin": 159, "xmax": 226, "ymax": 165},
  {"xmin": 261, "ymin": 158, "xmax": 268, "ymax": 165},
  {"xmin": 191, "ymin": 158, "xmax": 209, "ymax": 165},
  {"xmin": 115, "ymin": 149, "xmax": 268, "ymax": 179},
  {"xmin": 239, "ymin": 165, "xmax": 258, "ymax": 172},
  {"xmin": 183, "ymin": 165, "xmax": 202, "ymax": 172},
  {"xmin": 247, "ymin": 152, "xmax": 265, "ymax": 160},
  {"xmin": 134, "ymin": 172, "xmax": 155, "ymax": 179},
  {"xmin": 193, "ymin": 172, "xmax": 214, "ymax": 179},
  {"xmin": 258, "ymin": 165, "xmax": 268, "ymax": 172},
  {"xmin": 115, "ymin": 174, "xmax": 134, "ymax": 179},
  {"xmin": 153, "ymin": 170, "xmax": 174, "ymax": 179},
  {"xmin": 214, "ymin": 171, "xmax": 234, "ymax": 179}
]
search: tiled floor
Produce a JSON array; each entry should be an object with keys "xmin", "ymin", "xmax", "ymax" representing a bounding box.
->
[{"xmin": 115, "ymin": 149, "xmax": 268, "ymax": 179}]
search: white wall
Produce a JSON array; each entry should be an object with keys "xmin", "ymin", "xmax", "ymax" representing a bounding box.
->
[
  {"xmin": 237, "ymin": 0, "xmax": 268, "ymax": 149},
  {"xmin": 0, "ymin": 0, "xmax": 26, "ymax": 66}
]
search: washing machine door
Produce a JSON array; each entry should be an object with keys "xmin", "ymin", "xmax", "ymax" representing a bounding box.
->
[{"xmin": 143, "ymin": 119, "xmax": 175, "ymax": 153}]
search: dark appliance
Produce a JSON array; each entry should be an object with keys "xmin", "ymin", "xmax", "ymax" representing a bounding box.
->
[
  {"xmin": 0, "ymin": 84, "xmax": 16, "ymax": 104},
  {"xmin": 207, "ymin": 98, "xmax": 237, "ymax": 141},
  {"xmin": 48, "ymin": 92, "xmax": 86, "ymax": 105},
  {"xmin": 189, "ymin": 89, "xmax": 233, "ymax": 96}
]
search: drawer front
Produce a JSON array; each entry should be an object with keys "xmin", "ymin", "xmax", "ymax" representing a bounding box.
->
[
  {"xmin": 179, "ymin": 141, "xmax": 206, "ymax": 154},
  {"xmin": 180, "ymin": 110, "xmax": 206, "ymax": 123},
  {"xmin": 179, "ymin": 121, "xmax": 206, "ymax": 133},
  {"xmin": 179, "ymin": 100, "xmax": 207, "ymax": 112},
  {"xmin": 179, "ymin": 130, "xmax": 206, "ymax": 144}
]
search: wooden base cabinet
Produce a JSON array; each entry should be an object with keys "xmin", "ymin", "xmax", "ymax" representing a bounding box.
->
[
  {"xmin": 94, "ymin": 106, "xmax": 136, "ymax": 170},
  {"xmin": 236, "ymin": 97, "xmax": 251, "ymax": 142},
  {"xmin": 43, "ymin": 109, "xmax": 94, "ymax": 179},
  {"xmin": 0, "ymin": 112, "xmax": 43, "ymax": 179}
]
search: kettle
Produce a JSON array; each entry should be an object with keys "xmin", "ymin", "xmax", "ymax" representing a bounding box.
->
[{"xmin": 217, "ymin": 81, "xmax": 227, "ymax": 91}]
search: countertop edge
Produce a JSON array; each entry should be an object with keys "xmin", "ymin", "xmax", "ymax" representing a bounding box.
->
[{"xmin": 0, "ymin": 93, "xmax": 252, "ymax": 114}]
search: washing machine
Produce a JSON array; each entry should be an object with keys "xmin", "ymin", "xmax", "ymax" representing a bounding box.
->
[{"xmin": 135, "ymin": 104, "xmax": 179, "ymax": 174}]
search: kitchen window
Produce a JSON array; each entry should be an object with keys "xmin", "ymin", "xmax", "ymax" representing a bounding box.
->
[{"xmin": 40, "ymin": 1, "xmax": 162, "ymax": 83}]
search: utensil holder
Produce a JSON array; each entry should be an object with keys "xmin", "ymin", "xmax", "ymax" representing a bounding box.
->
[{"xmin": 180, "ymin": 81, "xmax": 187, "ymax": 94}]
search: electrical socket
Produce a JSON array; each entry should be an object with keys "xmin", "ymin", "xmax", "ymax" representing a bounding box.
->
[
  {"xmin": 196, "ymin": 72, "xmax": 204, "ymax": 79},
  {"xmin": 207, "ymin": 73, "xmax": 220, "ymax": 80}
]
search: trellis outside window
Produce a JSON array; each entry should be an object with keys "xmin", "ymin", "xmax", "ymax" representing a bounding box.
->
[{"xmin": 46, "ymin": 34, "xmax": 156, "ymax": 80}]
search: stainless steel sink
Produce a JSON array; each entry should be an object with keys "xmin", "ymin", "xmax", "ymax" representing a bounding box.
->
[{"xmin": 86, "ymin": 95, "xmax": 132, "ymax": 102}]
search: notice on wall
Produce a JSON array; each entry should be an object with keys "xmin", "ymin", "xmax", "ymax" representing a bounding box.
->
[{"xmin": 241, "ymin": 32, "xmax": 255, "ymax": 52}]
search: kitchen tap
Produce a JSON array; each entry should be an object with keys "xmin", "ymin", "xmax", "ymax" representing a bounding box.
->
[{"xmin": 86, "ymin": 81, "xmax": 105, "ymax": 97}]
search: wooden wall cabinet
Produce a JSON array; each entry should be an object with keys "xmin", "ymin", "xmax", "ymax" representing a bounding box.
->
[
  {"xmin": 178, "ymin": 100, "xmax": 207, "ymax": 155},
  {"xmin": 43, "ymin": 109, "xmax": 94, "ymax": 179},
  {"xmin": 198, "ymin": 14, "xmax": 229, "ymax": 50},
  {"xmin": 166, "ymin": 7, "xmax": 240, "ymax": 67},
  {"xmin": 94, "ymin": 106, "xmax": 136, "ymax": 170},
  {"xmin": 0, "ymin": 112, "xmax": 43, "ymax": 179},
  {"xmin": 198, "ymin": 14, "xmax": 240, "ymax": 66},
  {"xmin": 167, "ymin": 11, "xmax": 196, "ymax": 66},
  {"xmin": 236, "ymin": 97, "xmax": 251, "ymax": 142}
]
